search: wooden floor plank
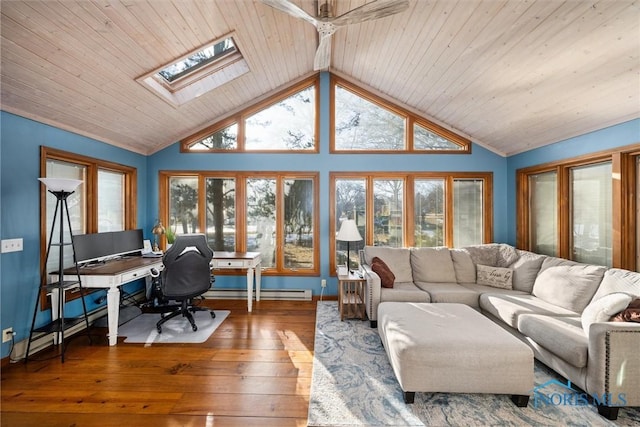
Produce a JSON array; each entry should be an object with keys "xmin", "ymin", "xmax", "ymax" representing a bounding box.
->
[{"xmin": 1, "ymin": 299, "xmax": 320, "ymax": 426}]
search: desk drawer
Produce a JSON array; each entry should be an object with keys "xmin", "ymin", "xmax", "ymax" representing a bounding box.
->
[
  {"xmin": 121, "ymin": 268, "xmax": 148, "ymax": 283},
  {"xmin": 213, "ymin": 260, "xmax": 247, "ymax": 268}
]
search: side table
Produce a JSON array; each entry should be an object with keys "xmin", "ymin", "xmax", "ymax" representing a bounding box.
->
[{"xmin": 337, "ymin": 271, "xmax": 366, "ymax": 320}]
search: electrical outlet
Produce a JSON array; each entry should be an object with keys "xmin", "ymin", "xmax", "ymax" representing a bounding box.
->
[
  {"xmin": 1, "ymin": 238, "xmax": 23, "ymax": 253},
  {"xmin": 321, "ymin": 279, "xmax": 327, "ymax": 288},
  {"xmin": 2, "ymin": 327, "xmax": 14, "ymax": 343}
]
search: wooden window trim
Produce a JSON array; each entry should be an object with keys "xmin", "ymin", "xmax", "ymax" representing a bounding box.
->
[
  {"xmin": 180, "ymin": 75, "xmax": 320, "ymax": 153},
  {"xmin": 516, "ymin": 143, "xmax": 640, "ymax": 270},
  {"xmin": 40, "ymin": 146, "xmax": 138, "ymax": 307},
  {"xmin": 329, "ymin": 171, "xmax": 492, "ymax": 275},
  {"xmin": 330, "ymin": 74, "xmax": 471, "ymax": 154},
  {"xmin": 159, "ymin": 170, "xmax": 320, "ymax": 276}
]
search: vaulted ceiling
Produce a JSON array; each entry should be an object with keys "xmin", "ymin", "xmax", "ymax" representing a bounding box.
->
[{"xmin": 1, "ymin": 0, "xmax": 638, "ymax": 156}]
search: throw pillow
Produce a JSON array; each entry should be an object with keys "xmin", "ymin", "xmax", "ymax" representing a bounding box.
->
[
  {"xmin": 476, "ymin": 264, "xmax": 513, "ymax": 289},
  {"xmin": 611, "ymin": 298, "xmax": 640, "ymax": 323},
  {"xmin": 581, "ymin": 293, "xmax": 633, "ymax": 336},
  {"xmin": 371, "ymin": 256, "xmax": 395, "ymax": 288}
]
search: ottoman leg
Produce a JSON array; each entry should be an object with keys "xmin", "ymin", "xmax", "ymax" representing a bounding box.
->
[
  {"xmin": 511, "ymin": 394, "xmax": 529, "ymax": 407},
  {"xmin": 403, "ymin": 391, "xmax": 415, "ymax": 404}
]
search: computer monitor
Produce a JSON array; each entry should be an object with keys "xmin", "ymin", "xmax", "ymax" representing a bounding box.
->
[{"xmin": 73, "ymin": 229, "xmax": 144, "ymax": 264}]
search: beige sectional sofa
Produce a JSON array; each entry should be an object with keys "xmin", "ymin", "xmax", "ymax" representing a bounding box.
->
[{"xmin": 361, "ymin": 243, "xmax": 640, "ymax": 420}]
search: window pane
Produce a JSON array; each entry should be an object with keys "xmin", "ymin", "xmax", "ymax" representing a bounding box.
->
[
  {"xmin": 529, "ymin": 171, "xmax": 557, "ymax": 256},
  {"xmin": 571, "ymin": 162, "xmax": 612, "ymax": 266},
  {"xmin": 169, "ymin": 177, "xmax": 199, "ymax": 235},
  {"xmin": 334, "ymin": 84, "xmax": 405, "ymax": 150},
  {"xmin": 637, "ymin": 157, "xmax": 640, "ymax": 271},
  {"xmin": 45, "ymin": 160, "xmax": 86, "ymax": 271},
  {"xmin": 97, "ymin": 169, "xmax": 124, "ymax": 232},
  {"xmin": 245, "ymin": 86, "xmax": 315, "ymax": 150},
  {"xmin": 205, "ymin": 177, "xmax": 236, "ymax": 251},
  {"xmin": 374, "ymin": 179, "xmax": 404, "ymax": 247},
  {"xmin": 414, "ymin": 123, "xmax": 463, "ymax": 151},
  {"xmin": 335, "ymin": 179, "xmax": 366, "ymax": 267},
  {"xmin": 246, "ymin": 178, "xmax": 276, "ymax": 268},
  {"xmin": 190, "ymin": 123, "xmax": 238, "ymax": 150},
  {"xmin": 414, "ymin": 179, "xmax": 445, "ymax": 247},
  {"xmin": 284, "ymin": 179, "xmax": 314, "ymax": 269},
  {"xmin": 158, "ymin": 37, "xmax": 236, "ymax": 83},
  {"xmin": 453, "ymin": 179, "xmax": 483, "ymax": 247}
]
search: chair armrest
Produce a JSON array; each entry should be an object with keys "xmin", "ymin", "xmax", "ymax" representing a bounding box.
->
[
  {"xmin": 587, "ymin": 321, "xmax": 640, "ymax": 407},
  {"xmin": 362, "ymin": 264, "xmax": 382, "ymax": 327}
]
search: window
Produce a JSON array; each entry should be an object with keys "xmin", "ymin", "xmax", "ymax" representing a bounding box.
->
[
  {"xmin": 331, "ymin": 172, "xmax": 492, "ymax": 273},
  {"xmin": 517, "ymin": 144, "xmax": 640, "ymax": 270},
  {"xmin": 528, "ymin": 171, "xmax": 558, "ymax": 256},
  {"xmin": 161, "ymin": 171, "xmax": 319, "ymax": 275},
  {"xmin": 331, "ymin": 75, "xmax": 471, "ymax": 153},
  {"xmin": 571, "ymin": 162, "xmax": 612, "ymax": 266},
  {"xmin": 137, "ymin": 34, "xmax": 249, "ymax": 107},
  {"xmin": 40, "ymin": 147, "xmax": 137, "ymax": 304},
  {"xmin": 181, "ymin": 76, "xmax": 319, "ymax": 152}
]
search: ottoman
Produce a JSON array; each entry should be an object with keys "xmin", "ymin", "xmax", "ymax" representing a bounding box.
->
[{"xmin": 378, "ymin": 302, "xmax": 533, "ymax": 406}]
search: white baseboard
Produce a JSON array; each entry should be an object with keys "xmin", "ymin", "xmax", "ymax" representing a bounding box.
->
[{"xmin": 204, "ymin": 288, "xmax": 312, "ymax": 301}]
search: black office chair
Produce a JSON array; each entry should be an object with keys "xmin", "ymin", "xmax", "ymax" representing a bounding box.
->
[{"xmin": 148, "ymin": 234, "xmax": 216, "ymax": 333}]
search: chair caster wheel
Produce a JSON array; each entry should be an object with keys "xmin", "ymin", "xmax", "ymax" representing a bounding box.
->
[
  {"xmin": 192, "ymin": 325, "xmax": 198, "ymax": 332},
  {"xmin": 157, "ymin": 326, "xmax": 162, "ymax": 333},
  {"xmin": 210, "ymin": 312, "xmax": 216, "ymax": 318}
]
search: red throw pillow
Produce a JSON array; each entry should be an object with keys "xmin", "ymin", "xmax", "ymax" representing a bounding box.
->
[
  {"xmin": 371, "ymin": 256, "xmax": 395, "ymax": 288},
  {"xmin": 612, "ymin": 298, "xmax": 640, "ymax": 323}
]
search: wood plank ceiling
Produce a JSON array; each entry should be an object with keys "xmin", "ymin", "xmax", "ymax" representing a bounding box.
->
[{"xmin": 1, "ymin": 0, "xmax": 638, "ymax": 156}]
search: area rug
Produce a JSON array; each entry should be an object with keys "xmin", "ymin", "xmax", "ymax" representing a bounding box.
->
[
  {"xmin": 308, "ymin": 301, "xmax": 640, "ymax": 427},
  {"xmin": 118, "ymin": 310, "xmax": 229, "ymax": 345}
]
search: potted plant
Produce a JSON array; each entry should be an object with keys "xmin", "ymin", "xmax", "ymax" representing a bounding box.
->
[{"xmin": 165, "ymin": 227, "xmax": 176, "ymax": 248}]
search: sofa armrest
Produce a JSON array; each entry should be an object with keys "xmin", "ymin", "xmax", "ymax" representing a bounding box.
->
[
  {"xmin": 362, "ymin": 264, "xmax": 382, "ymax": 328},
  {"xmin": 587, "ymin": 321, "xmax": 640, "ymax": 408}
]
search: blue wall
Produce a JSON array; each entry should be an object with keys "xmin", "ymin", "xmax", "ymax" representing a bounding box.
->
[
  {"xmin": 505, "ymin": 119, "xmax": 640, "ymax": 243},
  {"xmin": 0, "ymin": 112, "xmax": 149, "ymax": 359}
]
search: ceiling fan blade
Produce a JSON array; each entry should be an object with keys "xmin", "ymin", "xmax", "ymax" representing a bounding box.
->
[
  {"xmin": 261, "ymin": 0, "xmax": 318, "ymax": 26},
  {"xmin": 314, "ymin": 31, "xmax": 333, "ymax": 70},
  {"xmin": 331, "ymin": 0, "xmax": 410, "ymax": 26}
]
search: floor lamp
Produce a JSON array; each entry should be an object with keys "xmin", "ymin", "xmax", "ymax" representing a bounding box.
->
[
  {"xmin": 26, "ymin": 178, "xmax": 91, "ymax": 363},
  {"xmin": 336, "ymin": 219, "xmax": 363, "ymax": 274}
]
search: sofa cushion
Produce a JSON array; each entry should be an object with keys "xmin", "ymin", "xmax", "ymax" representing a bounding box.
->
[
  {"xmin": 508, "ymin": 250, "xmax": 546, "ymax": 293},
  {"xmin": 410, "ymin": 247, "xmax": 457, "ymax": 283},
  {"xmin": 380, "ymin": 282, "xmax": 431, "ymax": 303},
  {"xmin": 532, "ymin": 264, "xmax": 606, "ymax": 313},
  {"xmin": 450, "ymin": 249, "xmax": 476, "ymax": 284},
  {"xmin": 364, "ymin": 246, "xmax": 413, "ymax": 283},
  {"xmin": 463, "ymin": 243, "xmax": 520, "ymax": 268},
  {"xmin": 476, "ymin": 264, "xmax": 513, "ymax": 289},
  {"xmin": 479, "ymin": 293, "xmax": 578, "ymax": 328},
  {"xmin": 414, "ymin": 282, "xmax": 480, "ymax": 307},
  {"xmin": 591, "ymin": 268, "xmax": 640, "ymax": 301},
  {"xmin": 518, "ymin": 314, "xmax": 588, "ymax": 368},
  {"xmin": 371, "ymin": 257, "xmax": 395, "ymax": 288},
  {"xmin": 581, "ymin": 292, "xmax": 633, "ymax": 336}
]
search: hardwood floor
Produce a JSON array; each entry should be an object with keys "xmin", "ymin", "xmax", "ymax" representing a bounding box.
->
[{"xmin": 1, "ymin": 299, "xmax": 319, "ymax": 427}]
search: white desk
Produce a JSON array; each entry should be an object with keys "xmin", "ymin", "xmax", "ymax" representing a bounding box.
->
[
  {"xmin": 211, "ymin": 251, "xmax": 262, "ymax": 312},
  {"xmin": 53, "ymin": 256, "xmax": 163, "ymax": 346}
]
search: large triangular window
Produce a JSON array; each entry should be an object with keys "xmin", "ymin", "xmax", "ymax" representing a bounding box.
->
[{"xmin": 331, "ymin": 75, "xmax": 470, "ymax": 153}]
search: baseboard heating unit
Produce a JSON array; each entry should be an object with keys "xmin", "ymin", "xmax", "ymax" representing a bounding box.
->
[{"xmin": 204, "ymin": 288, "xmax": 312, "ymax": 301}]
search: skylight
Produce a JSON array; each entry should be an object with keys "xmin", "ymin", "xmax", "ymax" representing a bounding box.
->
[
  {"xmin": 136, "ymin": 33, "xmax": 249, "ymax": 108},
  {"xmin": 157, "ymin": 38, "xmax": 236, "ymax": 83}
]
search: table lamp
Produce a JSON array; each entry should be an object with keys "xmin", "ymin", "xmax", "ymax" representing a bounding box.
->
[
  {"xmin": 151, "ymin": 220, "xmax": 165, "ymax": 251},
  {"xmin": 336, "ymin": 219, "xmax": 362, "ymax": 273}
]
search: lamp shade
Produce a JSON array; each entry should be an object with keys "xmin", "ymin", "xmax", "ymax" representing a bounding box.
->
[
  {"xmin": 336, "ymin": 219, "xmax": 362, "ymax": 242},
  {"xmin": 38, "ymin": 177, "xmax": 83, "ymax": 192}
]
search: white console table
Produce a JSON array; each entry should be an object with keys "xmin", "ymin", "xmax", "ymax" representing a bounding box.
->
[{"xmin": 211, "ymin": 251, "xmax": 262, "ymax": 312}]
